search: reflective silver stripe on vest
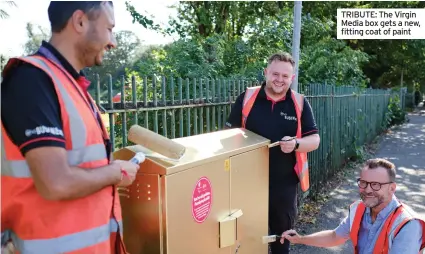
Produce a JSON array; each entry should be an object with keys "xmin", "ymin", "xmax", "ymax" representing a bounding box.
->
[
  {"xmin": 21, "ymin": 56, "xmax": 87, "ymax": 148},
  {"xmin": 299, "ymin": 161, "xmax": 309, "ymax": 179},
  {"xmin": 242, "ymin": 86, "xmax": 260, "ymax": 108},
  {"xmin": 1, "ymin": 230, "xmax": 11, "ymax": 245},
  {"xmin": 348, "ymin": 202, "xmax": 419, "ymax": 251},
  {"xmin": 1, "ymin": 56, "xmax": 107, "ymax": 178},
  {"xmin": 10, "ymin": 219, "xmax": 122, "ymax": 254},
  {"xmin": 1, "ymin": 143, "xmax": 107, "ymax": 178},
  {"xmin": 0, "ymin": 136, "xmax": 11, "ymax": 175},
  {"xmin": 349, "ymin": 200, "xmax": 361, "ymax": 231},
  {"xmin": 387, "ymin": 205, "xmax": 416, "ymax": 250}
]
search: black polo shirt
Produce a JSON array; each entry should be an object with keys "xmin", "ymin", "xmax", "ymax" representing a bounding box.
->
[
  {"xmin": 226, "ymin": 83, "xmax": 318, "ymax": 189},
  {"xmin": 1, "ymin": 41, "xmax": 86, "ymax": 155}
]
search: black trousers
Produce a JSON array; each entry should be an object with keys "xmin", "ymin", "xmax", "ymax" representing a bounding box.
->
[{"xmin": 268, "ymin": 184, "xmax": 298, "ymax": 254}]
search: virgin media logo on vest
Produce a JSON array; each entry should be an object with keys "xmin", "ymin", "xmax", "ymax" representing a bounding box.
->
[
  {"xmin": 280, "ymin": 112, "xmax": 297, "ymax": 121},
  {"xmin": 25, "ymin": 126, "xmax": 64, "ymax": 137}
]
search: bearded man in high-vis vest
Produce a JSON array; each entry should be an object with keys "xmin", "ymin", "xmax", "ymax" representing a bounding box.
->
[
  {"xmin": 280, "ymin": 158, "xmax": 425, "ymax": 254},
  {"xmin": 226, "ymin": 52, "xmax": 321, "ymax": 254},
  {"xmin": 1, "ymin": 2, "xmax": 141, "ymax": 253}
]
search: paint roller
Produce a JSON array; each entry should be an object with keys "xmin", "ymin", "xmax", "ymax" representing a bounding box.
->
[{"xmin": 127, "ymin": 125, "xmax": 186, "ymax": 161}]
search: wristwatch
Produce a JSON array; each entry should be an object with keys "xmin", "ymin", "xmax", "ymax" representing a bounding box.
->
[{"xmin": 294, "ymin": 139, "xmax": 300, "ymax": 151}]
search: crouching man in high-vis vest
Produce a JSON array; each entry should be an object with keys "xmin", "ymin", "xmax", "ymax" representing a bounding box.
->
[
  {"xmin": 280, "ymin": 158, "xmax": 425, "ymax": 254},
  {"xmin": 1, "ymin": 2, "xmax": 141, "ymax": 253}
]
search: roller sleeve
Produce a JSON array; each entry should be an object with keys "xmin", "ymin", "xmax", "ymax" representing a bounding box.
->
[{"xmin": 127, "ymin": 125, "xmax": 186, "ymax": 160}]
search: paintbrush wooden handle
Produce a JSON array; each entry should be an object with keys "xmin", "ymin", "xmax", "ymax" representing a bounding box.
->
[
  {"xmin": 268, "ymin": 136, "xmax": 296, "ymax": 148},
  {"xmin": 268, "ymin": 141, "xmax": 280, "ymax": 148}
]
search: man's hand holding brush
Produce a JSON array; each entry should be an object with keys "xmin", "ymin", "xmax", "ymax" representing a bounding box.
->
[{"xmin": 279, "ymin": 136, "xmax": 297, "ymax": 153}]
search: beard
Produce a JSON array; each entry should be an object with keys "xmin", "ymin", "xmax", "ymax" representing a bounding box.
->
[
  {"xmin": 76, "ymin": 42, "xmax": 104, "ymax": 68},
  {"xmin": 76, "ymin": 26, "xmax": 105, "ymax": 68},
  {"xmin": 360, "ymin": 192, "xmax": 385, "ymax": 208}
]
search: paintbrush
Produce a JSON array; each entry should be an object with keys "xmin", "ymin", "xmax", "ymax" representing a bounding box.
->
[
  {"xmin": 262, "ymin": 235, "xmax": 282, "ymax": 244},
  {"xmin": 262, "ymin": 233, "xmax": 296, "ymax": 244},
  {"xmin": 268, "ymin": 136, "xmax": 296, "ymax": 148}
]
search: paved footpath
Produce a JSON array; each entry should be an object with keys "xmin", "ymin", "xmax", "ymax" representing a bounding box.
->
[{"xmin": 289, "ymin": 106, "xmax": 425, "ymax": 254}]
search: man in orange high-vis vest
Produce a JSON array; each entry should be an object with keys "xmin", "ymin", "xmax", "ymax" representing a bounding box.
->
[
  {"xmin": 281, "ymin": 158, "xmax": 425, "ymax": 254},
  {"xmin": 226, "ymin": 52, "xmax": 320, "ymax": 254},
  {"xmin": 1, "ymin": 2, "xmax": 141, "ymax": 253}
]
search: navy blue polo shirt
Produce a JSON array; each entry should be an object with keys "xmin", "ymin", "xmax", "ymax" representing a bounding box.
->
[{"xmin": 226, "ymin": 83, "xmax": 318, "ymax": 189}]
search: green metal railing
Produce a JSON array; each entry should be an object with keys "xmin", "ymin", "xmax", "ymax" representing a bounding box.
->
[
  {"xmin": 92, "ymin": 74, "xmax": 393, "ymax": 195},
  {"xmin": 303, "ymin": 84, "xmax": 391, "ymax": 193},
  {"xmin": 93, "ymin": 74, "xmax": 259, "ymax": 149}
]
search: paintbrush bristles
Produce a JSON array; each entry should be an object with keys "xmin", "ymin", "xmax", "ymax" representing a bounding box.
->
[{"xmin": 262, "ymin": 235, "xmax": 279, "ymax": 244}]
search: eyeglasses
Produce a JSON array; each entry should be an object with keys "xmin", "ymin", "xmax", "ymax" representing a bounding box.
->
[{"xmin": 357, "ymin": 178, "xmax": 393, "ymax": 191}]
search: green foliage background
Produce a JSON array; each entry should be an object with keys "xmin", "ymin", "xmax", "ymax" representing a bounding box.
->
[{"xmin": 116, "ymin": 0, "xmax": 425, "ymax": 92}]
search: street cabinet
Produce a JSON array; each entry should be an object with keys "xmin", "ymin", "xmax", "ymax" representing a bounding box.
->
[{"xmin": 113, "ymin": 128, "xmax": 270, "ymax": 254}]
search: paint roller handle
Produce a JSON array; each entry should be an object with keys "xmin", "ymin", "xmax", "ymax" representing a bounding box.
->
[
  {"xmin": 120, "ymin": 152, "xmax": 145, "ymax": 178},
  {"xmin": 129, "ymin": 152, "xmax": 146, "ymax": 164},
  {"xmin": 116, "ymin": 153, "xmax": 145, "ymax": 186}
]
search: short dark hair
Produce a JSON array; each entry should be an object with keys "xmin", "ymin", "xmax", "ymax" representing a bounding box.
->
[
  {"xmin": 363, "ymin": 158, "xmax": 396, "ymax": 182},
  {"xmin": 267, "ymin": 52, "xmax": 295, "ymax": 67},
  {"xmin": 48, "ymin": 1, "xmax": 113, "ymax": 33}
]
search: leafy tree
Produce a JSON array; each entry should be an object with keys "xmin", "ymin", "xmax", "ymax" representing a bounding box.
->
[
  {"xmin": 0, "ymin": 1, "xmax": 16, "ymax": 19},
  {"xmin": 122, "ymin": 1, "xmax": 424, "ymax": 91},
  {"xmin": 302, "ymin": 1, "xmax": 425, "ymax": 88},
  {"xmin": 19, "ymin": 23, "xmax": 145, "ymax": 96},
  {"xmin": 166, "ymin": 1, "xmax": 289, "ymax": 39},
  {"xmin": 23, "ymin": 23, "xmax": 50, "ymax": 55},
  {"xmin": 0, "ymin": 54, "xmax": 10, "ymax": 74},
  {"xmin": 85, "ymin": 30, "xmax": 143, "ymax": 85}
]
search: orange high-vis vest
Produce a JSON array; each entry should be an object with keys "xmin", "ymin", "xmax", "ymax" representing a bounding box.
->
[
  {"xmin": 1, "ymin": 55, "xmax": 127, "ymax": 253},
  {"xmin": 349, "ymin": 200, "xmax": 425, "ymax": 254},
  {"xmin": 241, "ymin": 86, "xmax": 310, "ymax": 192}
]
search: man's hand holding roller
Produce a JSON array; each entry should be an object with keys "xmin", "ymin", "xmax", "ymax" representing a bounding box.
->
[
  {"xmin": 23, "ymin": 147, "xmax": 141, "ymax": 201},
  {"xmin": 113, "ymin": 160, "xmax": 140, "ymax": 187}
]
